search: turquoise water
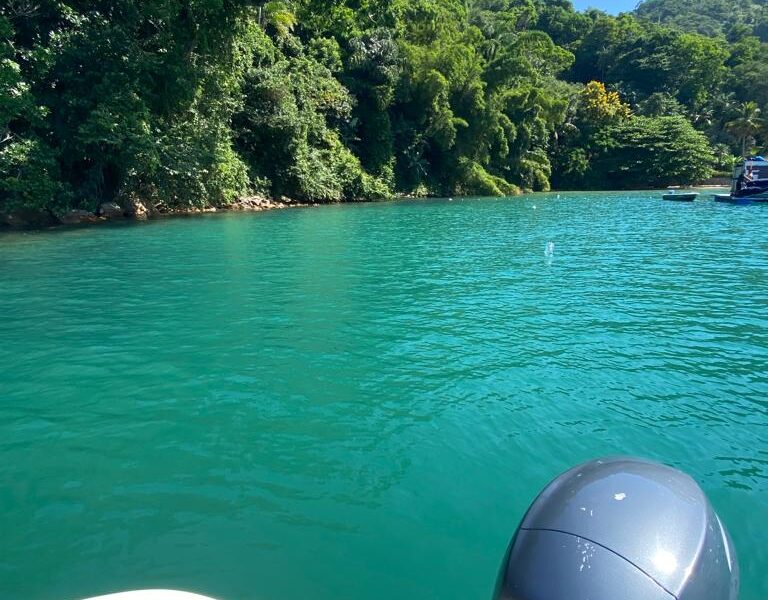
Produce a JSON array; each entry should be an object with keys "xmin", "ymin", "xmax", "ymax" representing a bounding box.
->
[{"xmin": 1, "ymin": 192, "xmax": 766, "ymax": 600}]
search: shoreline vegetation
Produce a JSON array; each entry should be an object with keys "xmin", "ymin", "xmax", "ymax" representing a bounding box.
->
[
  {"xmin": 0, "ymin": 182, "xmax": 733, "ymax": 232},
  {"xmin": 2, "ymin": 0, "xmax": 767, "ymax": 229}
]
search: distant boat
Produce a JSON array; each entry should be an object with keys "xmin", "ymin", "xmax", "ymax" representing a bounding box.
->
[
  {"xmin": 663, "ymin": 189, "xmax": 698, "ymax": 202},
  {"xmin": 714, "ymin": 157, "xmax": 768, "ymax": 204}
]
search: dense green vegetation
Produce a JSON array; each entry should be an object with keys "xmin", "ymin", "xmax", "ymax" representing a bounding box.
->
[
  {"xmin": 636, "ymin": 0, "xmax": 768, "ymax": 40},
  {"xmin": 1, "ymin": 0, "xmax": 768, "ymax": 221}
]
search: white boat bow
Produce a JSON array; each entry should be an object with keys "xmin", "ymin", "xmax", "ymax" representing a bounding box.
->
[{"xmin": 81, "ymin": 591, "xmax": 218, "ymax": 600}]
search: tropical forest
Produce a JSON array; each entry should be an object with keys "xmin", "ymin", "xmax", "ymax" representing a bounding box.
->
[{"xmin": 2, "ymin": 0, "xmax": 768, "ymax": 221}]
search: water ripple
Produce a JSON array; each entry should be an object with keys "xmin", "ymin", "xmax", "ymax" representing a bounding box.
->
[{"xmin": 1, "ymin": 193, "xmax": 767, "ymax": 600}]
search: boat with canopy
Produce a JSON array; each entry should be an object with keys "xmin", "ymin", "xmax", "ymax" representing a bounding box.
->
[{"xmin": 715, "ymin": 156, "xmax": 768, "ymax": 203}]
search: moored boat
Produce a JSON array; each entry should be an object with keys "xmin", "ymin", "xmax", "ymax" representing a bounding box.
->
[
  {"xmin": 715, "ymin": 157, "xmax": 768, "ymax": 203},
  {"xmin": 663, "ymin": 190, "xmax": 698, "ymax": 201}
]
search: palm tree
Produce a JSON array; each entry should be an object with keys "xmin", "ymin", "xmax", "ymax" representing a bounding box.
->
[
  {"xmin": 726, "ymin": 101, "xmax": 765, "ymax": 157},
  {"xmin": 259, "ymin": 1, "xmax": 297, "ymax": 38},
  {"xmin": 707, "ymin": 92, "xmax": 737, "ymax": 139}
]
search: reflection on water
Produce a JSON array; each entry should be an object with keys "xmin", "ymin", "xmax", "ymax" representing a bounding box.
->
[{"xmin": 0, "ymin": 192, "xmax": 766, "ymax": 600}]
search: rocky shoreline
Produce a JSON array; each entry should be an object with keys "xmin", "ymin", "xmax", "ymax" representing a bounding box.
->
[{"xmin": 0, "ymin": 195, "xmax": 311, "ymax": 230}]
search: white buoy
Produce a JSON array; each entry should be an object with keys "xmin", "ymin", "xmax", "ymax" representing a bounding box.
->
[{"xmin": 545, "ymin": 241, "xmax": 555, "ymax": 257}]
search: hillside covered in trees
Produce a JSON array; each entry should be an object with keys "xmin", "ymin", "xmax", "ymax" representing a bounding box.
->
[
  {"xmin": 636, "ymin": 0, "xmax": 768, "ymax": 39},
  {"xmin": 2, "ymin": 0, "xmax": 768, "ymax": 223}
]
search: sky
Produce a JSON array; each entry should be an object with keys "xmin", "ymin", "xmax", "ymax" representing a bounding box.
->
[{"xmin": 572, "ymin": 0, "xmax": 638, "ymax": 14}]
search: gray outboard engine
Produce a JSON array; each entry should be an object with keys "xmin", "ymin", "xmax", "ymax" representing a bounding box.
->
[{"xmin": 495, "ymin": 457, "xmax": 739, "ymax": 600}]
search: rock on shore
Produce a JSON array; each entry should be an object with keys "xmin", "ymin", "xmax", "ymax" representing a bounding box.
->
[
  {"xmin": 230, "ymin": 195, "xmax": 297, "ymax": 211},
  {"xmin": 1, "ymin": 209, "xmax": 60, "ymax": 228},
  {"xmin": 0, "ymin": 195, "xmax": 308, "ymax": 230},
  {"xmin": 99, "ymin": 202, "xmax": 125, "ymax": 219},
  {"xmin": 58, "ymin": 209, "xmax": 100, "ymax": 225},
  {"xmin": 124, "ymin": 198, "xmax": 152, "ymax": 220}
]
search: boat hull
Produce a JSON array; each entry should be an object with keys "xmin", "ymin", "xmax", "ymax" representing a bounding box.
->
[
  {"xmin": 663, "ymin": 193, "xmax": 697, "ymax": 202},
  {"xmin": 714, "ymin": 193, "xmax": 768, "ymax": 204},
  {"xmin": 80, "ymin": 592, "xmax": 218, "ymax": 600}
]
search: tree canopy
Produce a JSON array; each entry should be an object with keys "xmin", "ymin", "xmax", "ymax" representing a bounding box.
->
[
  {"xmin": 1, "ymin": 0, "xmax": 767, "ymax": 220},
  {"xmin": 636, "ymin": 0, "xmax": 768, "ymax": 40}
]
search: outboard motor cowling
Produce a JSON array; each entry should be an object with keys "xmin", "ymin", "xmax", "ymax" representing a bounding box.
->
[{"xmin": 495, "ymin": 457, "xmax": 739, "ymax": 600}]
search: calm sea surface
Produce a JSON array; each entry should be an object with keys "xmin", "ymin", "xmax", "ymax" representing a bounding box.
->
[{"xmin": 1, "ymin": 192, "xmax": 766, "ymax": 600}]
